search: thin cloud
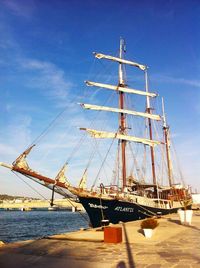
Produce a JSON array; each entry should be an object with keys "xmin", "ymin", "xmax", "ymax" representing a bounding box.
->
[
  {"xmin": 152, "ymin": 74, "xmax": 200, "ymax": 88},
  {"xmin": 19, "ymin": 58, "xmax": 75, "ymax": 104},
  {"xmin": 152, "ymin": 73, "xmax": 200, "ymax": 115},
  {"xmin": 0, "ymin": 114, "xmax": 32, "ymax": 159},
  {"xmin": 0, "ymin": 143, "xmax": 17, "ymax": 157},
  {"xmin": 2, "ymin": 0, "xmax": 36, "ymax": 19}
]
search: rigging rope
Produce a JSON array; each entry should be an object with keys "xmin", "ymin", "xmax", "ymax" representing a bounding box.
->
[
  {"xmin": 12, "ymin": 171, "xmax": 49, "ymax": 201},
  {"xmin": 54, "ymin": 187, "xmax": 89, "ymax": 222},
  {"xmin": 66, "ymin": 85, "xmax": 116, "ymax": 165},
  {"xmin": 12, "ymin": 171, "xmax": 89, "ymax": 223},
  {"xmin": 171, "ymin": 138, "xmax": 186, "ymax": 186},
  {"xmin": 93, "ymin": 139, "xmax": 110, "ymax": 182},
  {"xmin": 111, "ymin": 141, "xmax": 120, "ymax": 186},
  {"xmin": 152, "ymin": 109, "xmax": 169, "ymax": 185},
  {"xmin": 91, "ymin": 137, "xmax": 116, "ymax": 189},
  {"xmin": 29, "ymin": 106, "xmax": 70, "ymax": 147}
]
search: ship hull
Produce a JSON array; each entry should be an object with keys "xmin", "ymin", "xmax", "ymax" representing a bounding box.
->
[{"xmin": 79, "ymin": 196, "xmax": 182, "ymax": 228}]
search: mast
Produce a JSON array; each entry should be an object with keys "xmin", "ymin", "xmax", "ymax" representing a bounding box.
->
[
  {"xmin": 81, "ymin": 40, "xmax": 162, "ymax": 189},
  {"xmin": 145, "ymin": 70, "xmax": 156, "ymax": 185},
  {"xmin": 162, "ymin": 98, "xmax": 173, "ymax": 186},
  {"xmin": 119, "ymin": 38, "xmax": 126, "ymax": 189}
]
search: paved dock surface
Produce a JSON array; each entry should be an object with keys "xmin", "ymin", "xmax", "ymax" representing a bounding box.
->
[{"xmin": 0, "ymin": 212, "xmax": 200, "ymax": 268}]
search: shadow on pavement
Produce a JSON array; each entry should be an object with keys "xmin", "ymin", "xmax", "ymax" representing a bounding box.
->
[
  {"xmin": 117, "ymin": 223, "xmax": 135, "ymax": 268},
  {"xmin": 168, "ymin": 218, "xmax": 200, "ymax": 231},
  {"xmin": 0, "ymin": 239, "xmax": 101, "ymax": 268}
]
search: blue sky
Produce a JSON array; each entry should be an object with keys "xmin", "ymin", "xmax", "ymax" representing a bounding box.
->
[{"xmin": 0, "ymin": 0, "xmax": 200, "ymax": 198}]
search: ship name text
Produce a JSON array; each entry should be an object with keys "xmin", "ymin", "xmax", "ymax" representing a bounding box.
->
[
  {"xmin": 88, "ymin": 203, "xmax": 108, "ymax": 209},
  {"xmin": 115, "ymin": 206, "xmax": 134, "ymax": 212}
]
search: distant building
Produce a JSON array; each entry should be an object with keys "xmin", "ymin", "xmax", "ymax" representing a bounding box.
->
[{"xmin": 14, "ymin": 199, "xmax": 23, "ymax": 203}]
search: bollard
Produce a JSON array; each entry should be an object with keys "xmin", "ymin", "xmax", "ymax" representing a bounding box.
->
[{"xmin": 104, "ymin": 227, "xmax": 122, "ymax": 243}]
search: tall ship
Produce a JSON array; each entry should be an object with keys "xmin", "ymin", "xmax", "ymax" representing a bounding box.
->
[{"xmin": 1, "ymin": 39, "xmax": 192, "ymax": 227}]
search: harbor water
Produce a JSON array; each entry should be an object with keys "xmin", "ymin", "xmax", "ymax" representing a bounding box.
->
[{"xmin": 0, "ymin": 210, "xmax": 89, "ymax": 243}]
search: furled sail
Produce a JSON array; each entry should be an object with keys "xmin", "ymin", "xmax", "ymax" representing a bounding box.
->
[
  {"xmin": 80, "ymin": 103, "xmax": 161, "ymax": 121},
  {"xmin": 94, "ymin": 52, "xmax": 146, "ymax": 71},
  {"xmin": 12, "ymin": 144, "xmax": 35, "ymax": 170},
  {"xmin": 80, "ymin": 128, "xmax": 162, "ymax": 147},
  {"xmin": 55, "ymin": 163, "xmax": 70, "ymax": 186},
  {"xmin": 78, "ymin": 170, "xmax": 87, "ymax": 189},
  {"xmin": 85, "ymin": 81, "xmax": 157, "ymax": 98}
]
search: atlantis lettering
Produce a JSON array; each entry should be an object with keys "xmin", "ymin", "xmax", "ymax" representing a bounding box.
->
[{"xmin": 115, "ymin": 206, "xmax": 134, "ymax": 212}]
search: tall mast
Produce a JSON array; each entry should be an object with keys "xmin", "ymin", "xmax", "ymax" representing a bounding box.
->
[
  {"xmin": 119, "ymin": 38, "xmax": 126, "ymax": 189},
  {"xmin": 162, "ymin": 98, "xmax": 173, "ymax": 186},
  {"xmin": 145, "ymin": 69, "xmax": 156, "ymax": 185},
  {"xmin": 82, "ymin": 41, "xmax": 161, "ymax": 188}
]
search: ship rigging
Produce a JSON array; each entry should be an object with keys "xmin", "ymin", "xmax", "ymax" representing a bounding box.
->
[{"xmin": 0, "ymin": 38, "xmax": 192, "ymax": 227}]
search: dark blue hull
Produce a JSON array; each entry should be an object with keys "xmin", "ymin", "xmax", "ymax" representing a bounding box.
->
[{"xmin": 79, "ymin": 196, "xmax": 181, "ymax": 228}]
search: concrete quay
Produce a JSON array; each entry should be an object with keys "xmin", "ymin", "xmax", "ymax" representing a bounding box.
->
[{"xmin": 0, "ymin": 211, "xmax": 200, "ymax": 268}]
